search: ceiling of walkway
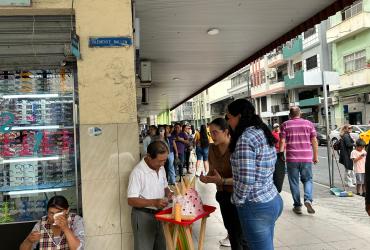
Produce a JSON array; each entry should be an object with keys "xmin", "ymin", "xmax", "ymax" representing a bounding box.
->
[{"xmin": 135, "ymin": 0, "xmax": 346, "ymax": 116}]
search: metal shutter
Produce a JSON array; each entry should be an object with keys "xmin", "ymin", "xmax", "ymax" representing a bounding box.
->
[{"xmin": 0, "ymin": 15, "xmax": 75, "ymax": 70}]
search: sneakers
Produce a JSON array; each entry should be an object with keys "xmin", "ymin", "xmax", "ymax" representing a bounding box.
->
[
  {"xmin": 304, "ymin": 201, "xmax": 315, "ymax": 214},
  {"xmin": 292, "ymin": 206, "xmax": 302, "ymax": 215},
  {"xmin": 219, "ymin": 235, "xmax": 231, "ymax": 247}
]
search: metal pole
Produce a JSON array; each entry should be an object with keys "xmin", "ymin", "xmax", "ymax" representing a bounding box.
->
[{"xmin": 322, "ymin": 71, "xmax": 333, "ymax": 188}]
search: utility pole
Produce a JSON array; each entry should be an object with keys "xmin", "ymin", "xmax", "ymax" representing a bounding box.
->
[{"xmin": 322, "ymin": 71, "xmax": 333, "ymax": 188}]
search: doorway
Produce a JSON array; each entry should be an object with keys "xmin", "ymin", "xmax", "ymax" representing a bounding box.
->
[{"xmin": 349, "ymin": 112, "xmax": 362, "ymax": 125}]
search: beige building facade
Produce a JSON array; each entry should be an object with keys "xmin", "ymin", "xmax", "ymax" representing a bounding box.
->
[{"xmin": 0, "ymin": 1, "xmax": 138, "ymax": 249}]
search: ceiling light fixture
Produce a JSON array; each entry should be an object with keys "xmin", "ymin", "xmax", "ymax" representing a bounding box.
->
[
  {"xmin": 207, "ymin": 28, "xmax": 220, "ymax": 35},
  {"xmin": 173, "ymin": 77, "xmax": 180, "ymax": 81}
]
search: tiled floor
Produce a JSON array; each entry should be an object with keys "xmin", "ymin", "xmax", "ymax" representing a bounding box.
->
[{"xmin": 191, "ymin": 179, "xmax": 370, "ymax": 250}]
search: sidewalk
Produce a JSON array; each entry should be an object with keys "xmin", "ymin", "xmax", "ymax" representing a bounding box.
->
[{"xmin": 192, "ymin": 179, "xmax": 370, "ymax": 250}]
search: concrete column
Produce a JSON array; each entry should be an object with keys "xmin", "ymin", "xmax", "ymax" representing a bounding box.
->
[{"xmin": 75, "ymin": 1, "xmax": 138, "ymax": 249}]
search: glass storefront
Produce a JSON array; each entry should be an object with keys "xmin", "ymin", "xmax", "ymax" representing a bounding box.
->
[{"xmin": 0, "ymin": 69, "xmax": 79, "ymax": 224}]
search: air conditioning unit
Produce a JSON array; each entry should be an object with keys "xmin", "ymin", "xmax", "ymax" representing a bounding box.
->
[
  {"xmin": 268, "ymin": 71, "xmax": 276, "ymax": 79},
  {"xmin": 357, "ymin": 94, "xmax": 364, "ymax": 103},
  {"xmin": 327, "ymin": 96, "xmax": 339, "ymax": 105},
  {"xmin": 140, "ymin": 61, "xmax": 152, "ymax": 83},
  {"xmin": 271, "ymin": 105, "xmax": 280, "ymax": 113}
]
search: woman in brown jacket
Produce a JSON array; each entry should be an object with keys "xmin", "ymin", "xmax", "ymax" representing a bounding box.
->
[{"xmin": 200, "ymin": 118, "xmax": 249, "ymax": 250}]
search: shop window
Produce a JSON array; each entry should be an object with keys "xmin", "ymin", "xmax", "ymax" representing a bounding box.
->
[
  {"xmin": 0, "ymin": 69, "xmax": 79, "ymax": 224},
  {"xmin": 344, "ymin": 50, "xmax": 366, "ymax": 73},
  {"xmin": 306, "ymin": 55, "xmax": 318, "ymax": 70},
  {"xmin": 261, "ymin": 96, "xmax": 267, "ymax": 112}
]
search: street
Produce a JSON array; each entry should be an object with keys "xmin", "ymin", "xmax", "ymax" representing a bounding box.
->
[{"xmin": 313, "ymin": 146, "xmax": 355, "ymax": 191}]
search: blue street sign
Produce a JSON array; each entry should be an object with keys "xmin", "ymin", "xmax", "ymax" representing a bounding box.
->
[{"xmin": 89, "ymin": 37, "xmax": 132, "ymax": 48}]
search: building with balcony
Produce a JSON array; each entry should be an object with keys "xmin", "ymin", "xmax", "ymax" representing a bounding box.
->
[
  {"xmin": 209, "ymin": 78, "xmax": 233, "ymax": 120},
  {"xmin": 327, "ymin": 0, "xmax": 370, "ymax": 126}
]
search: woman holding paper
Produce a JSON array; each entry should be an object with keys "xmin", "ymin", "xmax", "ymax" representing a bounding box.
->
[
  {"xmin": 20, "ymin": 195, "xmax": 85, "ymax": 250},
  {"xmin": 200, "ymin": 117, "xmax": 249, "ymax": 250}
]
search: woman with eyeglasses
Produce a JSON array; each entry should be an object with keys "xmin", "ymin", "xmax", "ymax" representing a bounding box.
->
[
  {"xmin": 20, "ymin": 195, "xmax": 85, "ymax": 250},
  {"xmin": 200, "ymin": 118, "xmax": 249, "ymax": 250},
  {"xmin": 226, "ymin": 99, "xmax": 283, "ymax": 250}
]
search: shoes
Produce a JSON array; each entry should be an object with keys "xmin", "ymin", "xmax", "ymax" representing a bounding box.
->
[
  {"xmin": 219, "ymin": 235, "xmax": 231, "ymax": 247},
  {"xmin": 292, "ymin": 206, "xmax": 302, "ymax": 214},
  {"xmin": 304, "ymin": 201, "xmax": 315, "ymax": 214}
]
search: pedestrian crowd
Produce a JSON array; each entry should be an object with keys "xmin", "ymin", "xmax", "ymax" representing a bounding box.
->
[{"xmin": 127, "ymin": 98, "xmax": 370, "ymax": 250}]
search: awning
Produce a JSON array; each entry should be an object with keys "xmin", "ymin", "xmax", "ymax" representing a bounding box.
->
[{"xmin": 135, "ymin": 0, "xmax": 357, "ymax": 115}]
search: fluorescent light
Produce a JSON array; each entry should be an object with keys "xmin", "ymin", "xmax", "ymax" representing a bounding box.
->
[
  {"xmin": 207, "ymin": 28, "xmax": 220, "ymax": 35},
  {"xmin": 6, "ymin": 188, "xmax": 66, "ymax": 196},
  {"xmin": 11, "ymin": 125, "xmax": 61, "ymax": 131},
  {"xmin": 2, "ymin": 156, "xmax": 60, "ymax": 164},
  {"xmin": 1, "ymin": 94, "xmax": 59, "ymax": 99}
]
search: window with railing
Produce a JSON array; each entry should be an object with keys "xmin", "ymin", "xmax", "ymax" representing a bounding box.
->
[
  {"xmin": 342, "ymin": 0, "xmax": 362, "ymax": 20},
  {"xmin": 231, "ymin": 71, "xmax": 249, "ymax": 88},
  {"xmin": 260, "ymin": 69, "xmax": 265, "ymax": 83},
  {"xmin": 304, "ymin": 27, "xmax": 316, "ymax": 39},
  {"xmin": 344, "ymin": 50, "xmax": 366, "ymax": 73},
  {"xmin": 277, "ymin": 64, "xmax": 287, "ymax": 82}
]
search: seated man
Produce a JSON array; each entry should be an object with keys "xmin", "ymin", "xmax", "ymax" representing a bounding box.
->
[{"xmin": 127, "ymin": 141, "xmax": 173, "ymax": 250}]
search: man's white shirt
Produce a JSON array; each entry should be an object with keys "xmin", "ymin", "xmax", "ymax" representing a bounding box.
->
[{"xmin": 127, "ymin": 158, "xmax": 168, "ymax": 209}]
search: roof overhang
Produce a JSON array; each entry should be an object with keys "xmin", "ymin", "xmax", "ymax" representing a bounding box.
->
[{"xmin": 135, "ymin": 0, "xmax": 356, "ymax": 115}]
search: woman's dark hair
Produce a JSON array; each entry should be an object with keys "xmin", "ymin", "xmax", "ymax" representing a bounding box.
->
[
  {"xmin": 210, "ymin": 118, "xmax": 229, "ymax": 131},
  {"xmin": 147, "ymin": 140, "xmax": 169, "ymax": 158},
  {"xmin": 199, "ymin": 125, "xmax": 209, "ymax": 148},
  {"xmin": 227, "ymin": 99, "xmax": 275, "ymax": 152},
  {"xmin": 47, "ymin": 195, "xmax": 69, "ymax": 210}
]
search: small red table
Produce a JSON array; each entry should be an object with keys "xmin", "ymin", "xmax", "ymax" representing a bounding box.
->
[{"xmin": 155, "ymin": 205, "xmax": 216, "ymax": 250}]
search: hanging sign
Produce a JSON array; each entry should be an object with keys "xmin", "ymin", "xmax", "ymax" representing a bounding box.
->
[
  {"xmin": 0, "ymin": 0, "xmax": 31, "ymax": 6},
  {"xmin": 71, "ymin": 32, "xmax": 81, "ymax": 59},
  {"xmin": 89, "ymin": 37, "xmax": 132, "ymax": 48}
]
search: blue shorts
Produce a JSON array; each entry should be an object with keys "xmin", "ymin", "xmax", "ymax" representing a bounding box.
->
[{"xmin": 196, "ymin": 146, "xmax": 209, "ymax": 161}]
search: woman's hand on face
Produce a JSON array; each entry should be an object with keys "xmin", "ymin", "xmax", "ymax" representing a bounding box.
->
[
  {"xmin": 54, "ymin": 213, "xmax": 69, "ymax": 231},
  {"xmin": 26, "ymin": 231, "xmax": 41, "ymax": 243}
]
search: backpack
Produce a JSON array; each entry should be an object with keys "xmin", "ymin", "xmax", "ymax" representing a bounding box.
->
[{"xmin": 332, "ymin": 138, "xmax": 342, "ymax": 151}]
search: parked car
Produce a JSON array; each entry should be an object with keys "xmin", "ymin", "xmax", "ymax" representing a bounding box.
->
[
  {"xmin": 329, "ymin": 125, "xmax": 370, "ymax": 145},
  {"xmin": 315, "ymin": 126, "xmax": 327, "ymax": 146}
]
